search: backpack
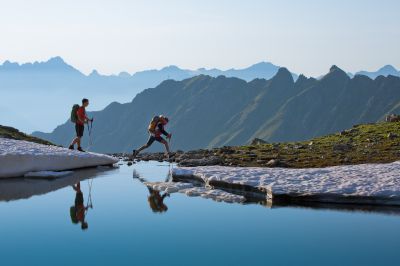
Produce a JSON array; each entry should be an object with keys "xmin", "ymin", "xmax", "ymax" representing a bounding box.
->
[
  {"xmin": 70, "ymin": 104, "xmax": 80, "ymax": 123},
  {"xmin": 148, "ymin": 115, "xmax": 161, "ymax": 133}
]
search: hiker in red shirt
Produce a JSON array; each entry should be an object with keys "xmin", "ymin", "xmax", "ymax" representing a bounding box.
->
[{"xmin": 69, "ymin": 98, "xmax": 92, "ymax": 152}]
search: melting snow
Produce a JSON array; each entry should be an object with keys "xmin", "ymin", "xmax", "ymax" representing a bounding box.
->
[
  {"xmin": 173, "ymin": 162, "xmax": 400, "ymax": 205},
  {"xmin": 0, "ymin": 138, "xmax": 118, "ymax": 178},
  {"xmin": 144, "ymin": 181, "xmax": 246, "ymax": 203}
]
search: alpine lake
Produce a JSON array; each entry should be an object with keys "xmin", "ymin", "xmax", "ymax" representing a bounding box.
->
[{"xmin": 1, "ymin": 161, "xmax": 400, "ymax": 266}]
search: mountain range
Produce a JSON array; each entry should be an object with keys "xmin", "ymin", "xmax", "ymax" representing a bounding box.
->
[
  {"xmin": 0, "ymin": 57, "xmax": 296, "ymax": 133},
  {"xmin": 355, "ymin": 65, "xmax": 400, "ymax": 79},
  {"xmin": 33, "ymin": 66, "xmax": 400, "ymax": 153}
]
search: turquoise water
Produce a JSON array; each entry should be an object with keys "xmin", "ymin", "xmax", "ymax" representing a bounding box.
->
[{"xmin": 1, "ymin": 161, "xmax": 400, "ymax": 266}]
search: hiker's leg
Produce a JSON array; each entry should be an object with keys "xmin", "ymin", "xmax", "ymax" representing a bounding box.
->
[
  {"xmin": 133, "ymin": 136, "xmax": 156, "ymax": 157},
  {"xmin": 161, "ymin": 139, "xmax": 170, "ymax": 154},
  {"xmin": 136, "ymin": 136, "xmax": 156, "ymax": 154},
  {"xmin": 70, "ymin": 137, "xmax": 78, "ymax": 146},
  {"xmin": 137, "ymin": 143, "xmax": 149, "ymax": 153},
  {"xmin": 76, "ymin": 125, "xmax": 84, "ymax": 148}
]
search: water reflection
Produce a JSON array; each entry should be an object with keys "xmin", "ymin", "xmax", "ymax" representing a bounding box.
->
[
  {"xmin": 70, "ymin": 181, "xmax": 93, "ymax": 230},
  {"xmin": 0, "ymin": 163, "xmax": 399, "ymax": 218},
  {"xmin": 133, "ymin": 170, "xmax": 170, "ymax": 213},
  {"xmin": 147, "ymin": 187, "xmax": 169, "ymax": 213},
  {"xmin": 0, "ymin": 167, "xmax": 113, "ymax": 202}
]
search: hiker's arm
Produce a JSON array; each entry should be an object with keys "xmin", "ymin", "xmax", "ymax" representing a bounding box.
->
[
  {"xmin": 158, "ymin": 124, "xmax": 169, "ymax": 136},
  {"xmin": 85, "ymin": 113, "xmax": 92, "ymax": 122},
  {"xmin": 161, "ymin": 193, "xmax": 169, "ymax": 199}
]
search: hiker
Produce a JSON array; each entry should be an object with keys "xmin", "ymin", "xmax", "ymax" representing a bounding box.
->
[
  {"xmin": 71, "ymin": 182, "xmax": 89, "ymax": 230},
  {"xmin": 69, "ymin": 98, "xmax": 93, "ymax": 152},
  {"xmin": 133, "ymin": 115, "xmax": 172, "ymax": 158}
]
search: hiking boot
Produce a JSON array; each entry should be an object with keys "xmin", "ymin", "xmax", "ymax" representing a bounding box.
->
[
  {"xmin": 77, "ymin": 147, "xmax": 85, "ymax": 152},
  {"xmin": 68, "ymin": 145, "xmax": 74, "ymax": 150}
]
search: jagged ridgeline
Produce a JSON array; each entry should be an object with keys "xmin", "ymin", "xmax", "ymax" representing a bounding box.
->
[{"xmin": 33, "ymin": 66, "xmax": 400, "ymax": 153}]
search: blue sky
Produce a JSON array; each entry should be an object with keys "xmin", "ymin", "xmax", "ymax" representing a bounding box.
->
[{"xmin": 0, "ymin": 0, "xmax": 399, "ymax": 76}]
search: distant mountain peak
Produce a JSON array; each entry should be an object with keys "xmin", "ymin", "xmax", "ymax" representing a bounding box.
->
[
  {"xmin": 275, "ymin": 67, "xmax": 293, "ymax": 78},
  {"xmin": 47, "ymin": 56, "xmax": 65, "ymax": 64},
  {"xmin": 329, "ymin": 65, "xmax": 347, "ymax": 75},
  {"xmin": 162, "ymin": 65, "xmax": 181, "ymax": 71},
  {"xmin": 248, "ymin": 61, "xmax": 275, "ymax": 69},
  {"xmin": 379, "ymin": 64, "xmax": 397, "ymax": 72},
  {"xmin": 322, "ymin": 65, "xmax": 349, "ymax": 81},
  {"xmin": 329, "ymin": 65, "xmax": 342, "ymax": 72},
  {"xmin": 118, "ymin": 71, "xmax": 131, "ymax": 77},
  {"xmin": 89, "ymin": 69, "xmax": 100, "ymax": 76},
  {"xmin": 355, "ymin": 65, "xmax": 399, "ymax": 79},
  {"xmin": 270, "ymin": 67, "xmax": 294, "ymax": 85},
  {"xmin": 296, "ymin": 74, "xmax": 308, "ymax": 83}
]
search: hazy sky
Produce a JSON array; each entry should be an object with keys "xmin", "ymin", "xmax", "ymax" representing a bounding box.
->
[{"xmin": 0, "ymin": 0, "xmax": 399, "ymax": 77}]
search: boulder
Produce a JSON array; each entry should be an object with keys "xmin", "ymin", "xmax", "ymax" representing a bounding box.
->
[
  {"xmin": 332, "ymin": 143, "xmax": 352, "ymax": 152},
  {"xmin": 385, "ymin": 114, "xmax": 400, "ymax": 122},
  {"xmin": 387, "ymin": 132, "xmax": 398, "ymax": 139},
  {"xmin": 266, "ymin": 159, "xmax": 279, "ymax": 167},
  {"xmin": 251, "ymin": 138, "xmax": 268, "ymax": 145},
  {"xmin": 179, "ymin": 156, "xmax": 222, "ymax": 167}
]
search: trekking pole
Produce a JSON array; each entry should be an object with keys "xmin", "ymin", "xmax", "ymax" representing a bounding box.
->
[
  {"xmin": 86, "ymin": 178, "xmax": 94, "ymax": 209},
  {"xmin": 87, "ymin": 119, "xmax": 94, "ymax": 151},
  {"xmin": 167, "ymin": 135, "xmax": 173, "ymax": 181}
]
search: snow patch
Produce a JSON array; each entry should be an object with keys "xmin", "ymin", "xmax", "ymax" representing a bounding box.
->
[
  {"xmin": 0, "ymin": 138, "xmax": 118, "ymax": 178},
  {"xmin": 144, "ymin": 181, "xmax": 245, "ymax": 203},
  {"xmin": 173, "ymin": 162, "xmax": 400, "ymax": 205}
]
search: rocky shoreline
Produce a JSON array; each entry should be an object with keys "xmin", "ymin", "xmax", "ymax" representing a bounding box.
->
[{"xmin": 113, "ymin": 122, "xmax": 400, "ymax": 168}]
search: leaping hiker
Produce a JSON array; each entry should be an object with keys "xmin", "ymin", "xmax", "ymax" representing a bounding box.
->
[
  {"xmin": 133, "ymin": 115, "xmax": 172, "ymax": 158},
  {"xmin": 68, "ymin": 98, "xmax": 93, "ymax": 152}
]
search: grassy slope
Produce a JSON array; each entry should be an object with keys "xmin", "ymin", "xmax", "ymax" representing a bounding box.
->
[
  {"xmin": 0, "ymin": 125, "xmax": 54, "ymax": 145},
  {"xmin": 214, "ymin": 122, "xmax": 400, "ymax": 168}
]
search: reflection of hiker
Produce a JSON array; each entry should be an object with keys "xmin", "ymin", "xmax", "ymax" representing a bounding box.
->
[
  {"xmin": 147, "ymin": 187, "xmax": 169, "ymax": 213},
  {"xmin": 133, "ymin": 115, "xmax": 172, "ymax": 158},
  {"xmin": 68, "ymin": 98, "xmax": 93, "ymax": 152},
  {"xmin": 132, "ymin": 170, "xmax": 170, "ymax": 213},
  {"xmin": 70, "ymin": 182, "xmax": 89, "ymax": 230}
]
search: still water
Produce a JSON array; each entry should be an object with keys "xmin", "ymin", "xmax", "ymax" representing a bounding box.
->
[{"xmin": 0, "ymin": 161, "xmax": 399, "ymax": 266}]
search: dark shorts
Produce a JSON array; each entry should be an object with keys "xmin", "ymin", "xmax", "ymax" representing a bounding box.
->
[
  {"xmin": 75, "ymin": 192, "xmax": 84, "ymax": 206},
  {"xmin": 75, "ymin": 124, "xmax": 84, "ymax": 137},
  {"xmin": 146, "ymin": 135, "xmax": 165, "ymax": 146}
]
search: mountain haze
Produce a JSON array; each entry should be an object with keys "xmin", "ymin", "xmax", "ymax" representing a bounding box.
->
[{"xmin": 0, "ymin": 57, "xmax": 295, "ymax": 132}]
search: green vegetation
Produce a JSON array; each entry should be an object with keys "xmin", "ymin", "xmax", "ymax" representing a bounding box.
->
[
  {"xmin": 214, "ymin": 122, "xmax": 400, "ymax": 168},
  {"xmin": 0, "ymin": 125, "xmax": 54, "ymax": 145}
]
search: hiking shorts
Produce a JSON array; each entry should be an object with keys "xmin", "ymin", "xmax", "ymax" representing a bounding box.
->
[
  {"xmin": 146, "ymin": 135, "xmax": 165, "ymax": 146},
  {"xmin": 75, "ymin": 124, "xmax": 85, "ymax": 137},
  {"xmin": 75, "ymin": 192, "xmax": 84, "ymax": 206}
]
